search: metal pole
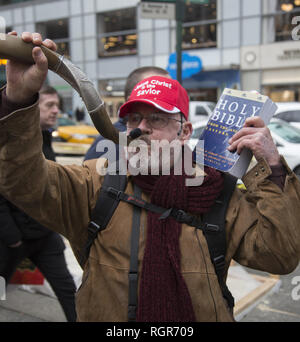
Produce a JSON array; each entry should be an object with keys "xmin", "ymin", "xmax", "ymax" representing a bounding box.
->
[{"xmin": 176, "ymin": 0, "xmax": 184, "ymax": 84}]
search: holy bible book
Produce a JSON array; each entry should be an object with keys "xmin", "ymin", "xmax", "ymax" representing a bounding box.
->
[{"xmin": 195, "ymin": 88, "xmax": 277, "ymax": 178}]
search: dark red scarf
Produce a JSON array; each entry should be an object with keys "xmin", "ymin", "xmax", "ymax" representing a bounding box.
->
[{"xmin": 133, "ymin": 167, "xmax": 224, "ymax": 322}]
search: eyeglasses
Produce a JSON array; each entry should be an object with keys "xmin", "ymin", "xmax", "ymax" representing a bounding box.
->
[{"xmin": 127, "ymin": 112, "xmax": 182, "ymax": 129}]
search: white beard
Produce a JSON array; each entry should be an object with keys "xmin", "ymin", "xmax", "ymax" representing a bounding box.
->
[{"xmin": 125, "ymin": 138, "xmax": 183, "ymax": 176}]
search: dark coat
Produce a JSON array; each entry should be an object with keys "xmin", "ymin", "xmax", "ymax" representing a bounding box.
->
[{"xmin": 0, "ymin": 130, "xmax": 56, "ymax": 245}]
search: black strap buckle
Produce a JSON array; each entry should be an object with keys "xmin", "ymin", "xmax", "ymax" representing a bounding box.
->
[
  {"xmin": 106, "ymin": 186, "xmax": 123, "ymax": 199},
  {"xmin": 160, "ymin": 208, "xmax": 200, "ymax": 227},
  {"xmin": 172, "ymin": 209, "xmax": 195, "ymax": 225},
  {"xmin": 173, "ymin": 209, "xmax": 188, "ymax": 223},
  {"xmin": 204, "ymin": 223, "xmax": 220, "ymax": 233},
  {"xmin": 213, "ymin": 255, "xmax": 225, "ymax": 273},
  {"xmin": 87, "ymin": 221, "xmax": 102, "ymax": 237}
]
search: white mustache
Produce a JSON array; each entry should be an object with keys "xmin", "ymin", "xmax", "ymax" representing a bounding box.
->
[{"xmin": 134, "ymin": 136, "xmax": 151, "ymax": 146}]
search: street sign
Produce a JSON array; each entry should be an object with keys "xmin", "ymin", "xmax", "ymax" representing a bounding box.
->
[{"xmin": 140, "ymin": 1, "xmax": 175, "ymax": 20}]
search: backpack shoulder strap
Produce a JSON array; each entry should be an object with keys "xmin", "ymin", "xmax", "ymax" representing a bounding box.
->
[
  {"xmin": 80, "ymin": 173, "xmax": 127, "ymax": 266},
  {"xmin": 128, "ymin": 183, "xmax": 142, "ymax": 322},
  {"xmin": 201, "ymin": 173, "xmax": 237, "ymax": 310}
]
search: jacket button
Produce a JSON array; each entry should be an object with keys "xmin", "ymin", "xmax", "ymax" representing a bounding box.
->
[
  {"xmin": 255, "ymin": 171, "xmax": 259, "ymax": 176},
  {"xmin": 261, "ymin": 167, "xmax": 265, "ymax": 172}
]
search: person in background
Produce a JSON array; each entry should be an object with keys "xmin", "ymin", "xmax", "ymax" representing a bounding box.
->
[
  {"xmin": 84, "ymin": 66, "xmax": 170, "ymax": 161},
  {"xmin": 0, "ymin": 85, "xmax": 77, "ymax": 322}
]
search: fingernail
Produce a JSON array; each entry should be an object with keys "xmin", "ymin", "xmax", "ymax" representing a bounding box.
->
[{"xmin": 35, "ymin": 48, "xmax": 42, "ymax": 56}]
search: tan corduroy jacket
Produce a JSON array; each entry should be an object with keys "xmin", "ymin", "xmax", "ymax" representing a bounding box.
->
[{"xmin": 0, "ymin": 94, "xmax": 300, "ymax": 322}]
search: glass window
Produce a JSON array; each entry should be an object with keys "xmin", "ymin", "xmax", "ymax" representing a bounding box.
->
[
  {"xmin": 185, "ymin": 0, "xmax": 217, "ymax": 22},
  {"xmin": 275, "ymin": 110, "xmax": 300, "ymax": 122},
  {"xmin": 276, "ymin": 0, "xmax": 300, "ymax": 13},
  {"xmin": 207, "ymin": 103, "xmax": 216, "ymax": 112},
  {"xmin": 191, "ymin": 125, "xmax": 205, "ymax": 139},
  {"xmin": 263, "ymin": 84, "xmax": 300, "ymax": 102},
  {"xmin": 264, "ymin": 0, "xmax": 300, "ymax": 42},
  {"xmin": 97, "ymin": 8, "xmax": 137, "ymax": 57},
  {"xmin": 0, "ymin": 0, "xmax": 33, "ymax": 5},
  {"xmin": 195, "ymin": 105, "xmax": 208, "ymax": 116},
  {"xmin": 182, "ymin": 0, "xmax": 217, "ymax": 50},
  {"xmin": 275, "ymin": 11, "xmax": 300, "ymax": 41},
  {"xmin": 269, "ymin": 121, "xmax": 300, "ymax": 143},
  {"xmin": 57, "ymin": 116, "xmax": 77, "ymax": 127},
  {"xmin": 36, "ymin": 19, "xmax": 70, "ymax": 59}
]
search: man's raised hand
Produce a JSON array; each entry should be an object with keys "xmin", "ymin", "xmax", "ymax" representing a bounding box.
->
[{"xmin": 6, "ymin": 31, "xmax": 57, "ymax": 104}]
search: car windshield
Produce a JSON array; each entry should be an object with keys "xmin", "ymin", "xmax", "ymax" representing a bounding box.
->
[
  {"xmin": 191, "ymin": 125, "xmax": 205, "ymax": 139},
  {"xmin": 58, "ymin": 117, "xmax": 77, "ymax": 126},
  {"xmin": 207, "ymin": 103, "xmax": 216, "ymax": 112},
  {"xmin": 275, "ymin": 110, "xmax": 300, "ymax": 122},
  {"xmin": 268, "ymin": 121, "xmax": 300, "ymax": 143}
]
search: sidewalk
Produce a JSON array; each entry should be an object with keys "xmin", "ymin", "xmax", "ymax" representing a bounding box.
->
[{"xmin": 0, "ymin": 239, "xmax": 281, "ymax": 322}]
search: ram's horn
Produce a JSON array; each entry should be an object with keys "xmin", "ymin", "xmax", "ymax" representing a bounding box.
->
[{"xmin": 0, "ymin": 34, "xmax": 120, "ymax": 144}]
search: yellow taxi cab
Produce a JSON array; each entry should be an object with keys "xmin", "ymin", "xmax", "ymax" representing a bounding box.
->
[
  {"xmin": 52, "ymin": 115, "xmax": 99, "ymax": 156},
  {"xmin": 52, "ymin": 115, "xmax": 99, "ymax": 144}
]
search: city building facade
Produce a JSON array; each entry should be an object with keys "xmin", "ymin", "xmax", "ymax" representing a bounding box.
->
[{"xmin": 0, "ymin": 0, "xmax": 300, "ymax": 122}]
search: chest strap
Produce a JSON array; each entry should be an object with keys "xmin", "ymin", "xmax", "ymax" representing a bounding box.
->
[
  {"xmin": 105, "ymin": 186, "xmax": 206, "ymax": 229},
  {"xmin": 128, "ymin": 183, "xmax": 142, "ymax": 322}
]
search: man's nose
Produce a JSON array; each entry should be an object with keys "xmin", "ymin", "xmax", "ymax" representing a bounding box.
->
[
  {"xmin": 137, "ymin": 118, "xmax": 151, "ymax": 134},
  {"xmin": 52, "ymin": 104, "xmax": 60, "ymax": 114}
]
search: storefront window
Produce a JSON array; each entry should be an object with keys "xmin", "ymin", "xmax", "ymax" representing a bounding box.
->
[
  {"xmin": 98, "ymin": 8, "xmax": 137, "ymax": 58},
  {"xmin": 264, "ymin": 0, "xmax": 300, "ymax": 42},
  {"xmin": 184, "ymin": 0, "xmax": 217, "ymax": 22},
  {"xmin": 36, "ymin": 19, "xmax": 70, "ymax": 58},
  {"xmin": 182, "ymin": 0, "xmax": 217, "ymax": 50},
  {"xmin": 275, "ymin": 0, "xmax": 300, "ymax": 41},
  {"xmin": 0, "ymin": 0, "xmax": 34, "ymax": 5},
  {"xmin": 263, "ymin": 84, "xmax": 300, "ymax": 102},
  {"xmin": 277, "ymin": 0, "xmax": 300, "ymax": 13},
  {"xmin": 188, "ymin": 88, "xmax": 217, "ymax": 102}
]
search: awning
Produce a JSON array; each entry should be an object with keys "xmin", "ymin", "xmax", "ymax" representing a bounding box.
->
[{"xmin": 183, "ymin": 69, "xmax": 240, "ymax": 89}]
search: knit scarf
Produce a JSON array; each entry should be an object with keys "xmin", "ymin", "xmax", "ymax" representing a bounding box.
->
[{"xmin": 133, "ymin": 166, "xmax": 224, "ymax": 322}]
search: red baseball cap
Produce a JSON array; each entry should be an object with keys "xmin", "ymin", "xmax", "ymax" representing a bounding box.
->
[{"xmin": 119, "ymin": 76, "xmax": 189, "ymax": 120}]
